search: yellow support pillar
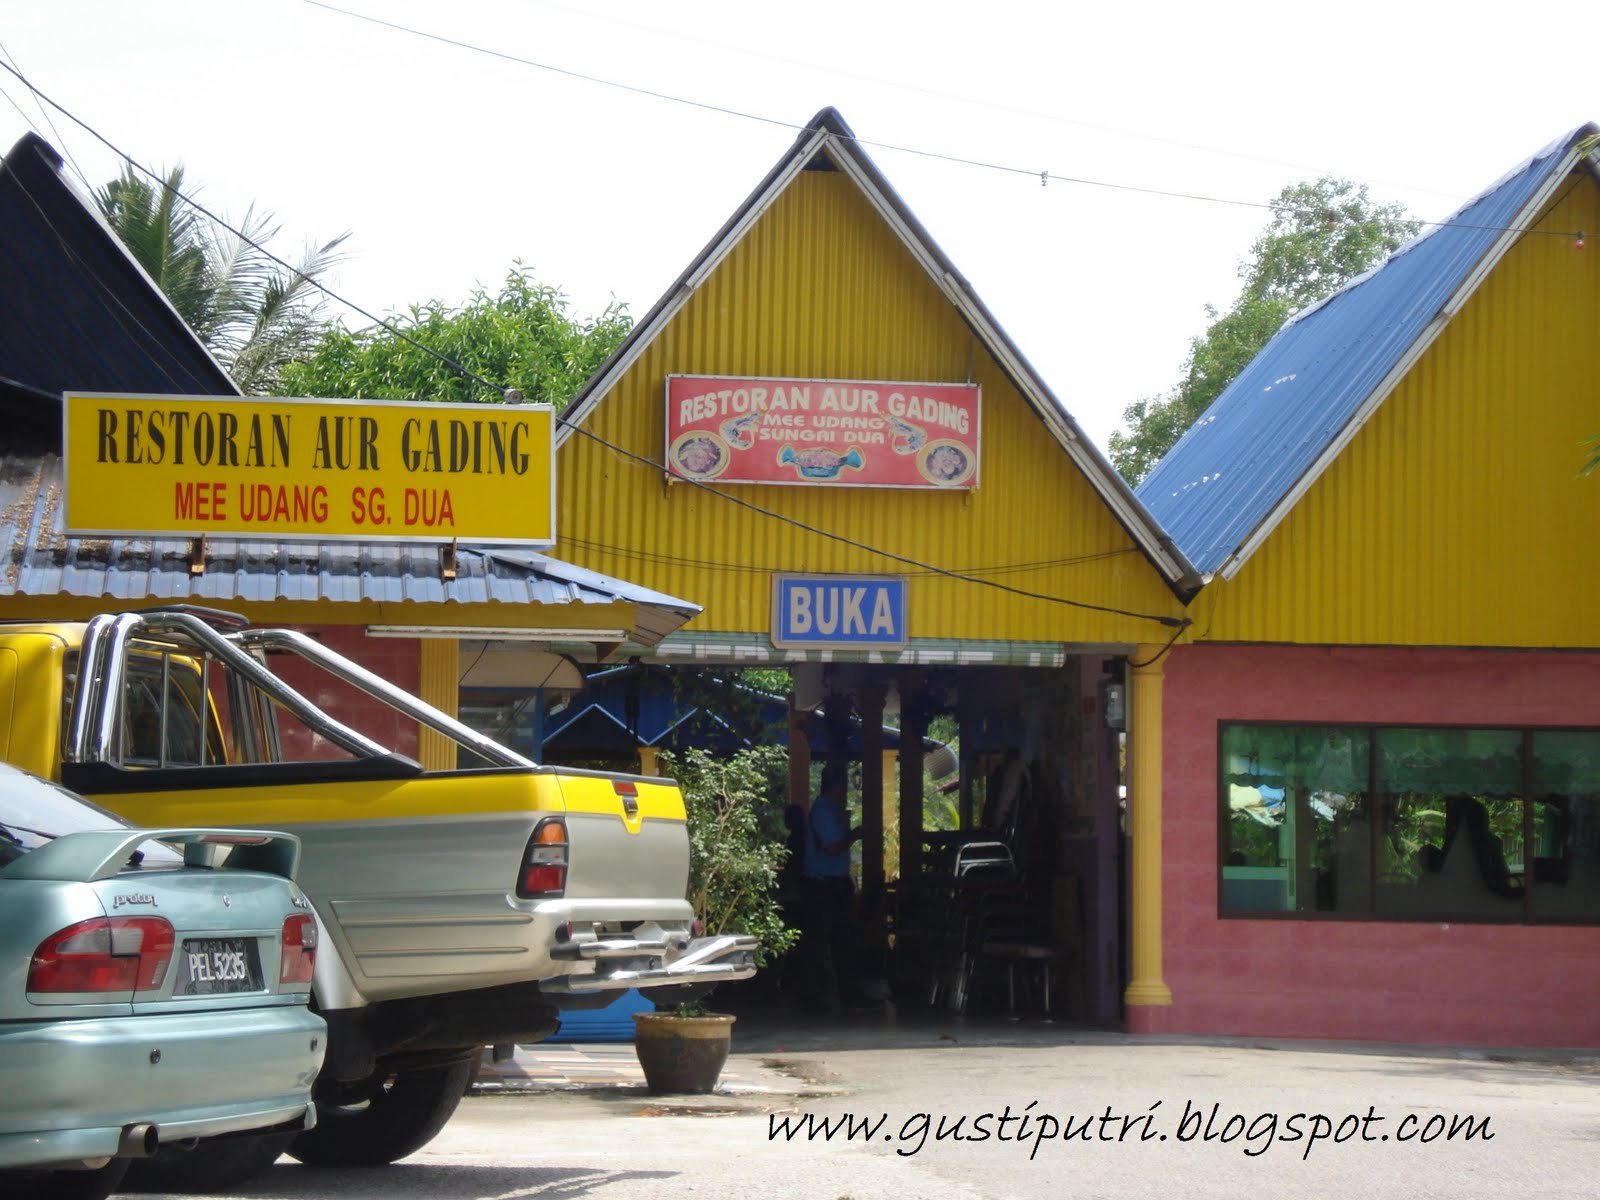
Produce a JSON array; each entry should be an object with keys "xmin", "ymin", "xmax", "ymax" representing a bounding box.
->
[
  {"xmin": 1123, "ymin": 644, "xmax": 1172, "ymax": 1017},
  {"xmin": 416, "ymin": 638, "xmax": 460, "ymax": 772},
  {"xmin": 637, "ymin": 746, "xmax": 661, "ymax": 777}
]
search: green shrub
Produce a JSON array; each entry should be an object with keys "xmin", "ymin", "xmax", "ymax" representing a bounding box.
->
[{"xmin": 663, "ymin": 746, "xmax": 798, "ymax": 966}]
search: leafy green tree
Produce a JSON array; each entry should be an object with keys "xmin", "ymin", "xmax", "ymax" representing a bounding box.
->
[
  {"xmin": 96, "ymin": 162, "xmax": 348, "ymax": 393},
  {"xmin": 1110, "ymin": 178, "xmax": 1418, "ymax": 483},
  {"xmin": 664, "ymin": 745, "xmax": 799, "ymax": 965},
  {"xmin": 275, "ymin": 267, "xmax": 630, "ymax": 409}
]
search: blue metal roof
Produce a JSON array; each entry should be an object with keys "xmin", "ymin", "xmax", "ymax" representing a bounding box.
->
[{"xmin": 1137, "ymin": 125, "xmax": 1598, "ymax": 577}]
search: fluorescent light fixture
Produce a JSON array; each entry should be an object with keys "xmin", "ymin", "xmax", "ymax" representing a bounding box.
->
[{"xmin": 366, "ymin": 625, "xmax": 629, "ymax": 640}]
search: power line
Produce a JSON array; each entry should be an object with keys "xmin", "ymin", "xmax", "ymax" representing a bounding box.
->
[
  {"xmin": 301, "ymin": 0, "xmax": 1272, "ymax": 216},
  {"xmin": 0, "ymin": 40, "xmax": 94, "ymax": 195},
  {"xmin": 8, "ymin": 59, "xmax": 1586, "ymax": 632},
  {"xmin": 521, "ymin": 0, "xmax": 1475, "ymax": 205},
  {"xmin": 0, "ymin": 152, "xmax": 207, "ymax": 398},
  {"xmin": 558, "ymin": 421, "xmax": 1191, "ymax": 628},
  {"xmin": 562, "ymin": 535, "xmax": 1141, "ymax": 580},
  {"xmin": 0, "ymin": 61, "xmax": 487, "ymax": 389},
  {"xmin": 304, "ymin": 0, "xmax": 1590, "ymax": 234},
  {"xmin": 0, "ymin": 59, "xmax": 1188, "ymax": 630}
]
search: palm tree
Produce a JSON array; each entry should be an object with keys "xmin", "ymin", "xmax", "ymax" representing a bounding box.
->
[{"xmin": 96, "ymin": 162, "xmax": 349, "ymax": 393}]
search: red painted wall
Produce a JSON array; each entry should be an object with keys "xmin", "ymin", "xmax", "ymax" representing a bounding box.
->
[
  {"xmin": 272, "ymin": 626, "xmax": 421, "ymax": 761},
  {"xmin": 1144, "ymin": 643, "xmax": 1600, "ymax": 1047}
]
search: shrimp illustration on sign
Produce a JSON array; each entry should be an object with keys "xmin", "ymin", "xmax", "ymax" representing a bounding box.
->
[
  {"xmin": 720, "ymin": 411, "xmax": 763, "ymax": 450},
  {"xmin": 887, "ymin": 414, "xmax": 927, "ymax": 455},
  {"xmin": 778, "ymin": 445, "xmax": 866, "ymax": 481}
]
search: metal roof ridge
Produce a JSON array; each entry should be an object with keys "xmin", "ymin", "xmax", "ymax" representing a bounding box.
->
[
  {"xmin": 2, "ymin": 134, "xmax": 240, "ymax": 399},
  {"xmin": 1282, "ymin": 124, "xmax": 1599, "ymax": 334},
  {"xmin": 1140, "ymin": 123, "xmax": 1600, "ymax": 583},
  {"xmin": 551, "ymin": 107, "xmax": 1200, "ymax": 596},
  {"xmin": 473, "ymin": 546, "xmax": 701, "ymax": 612}
]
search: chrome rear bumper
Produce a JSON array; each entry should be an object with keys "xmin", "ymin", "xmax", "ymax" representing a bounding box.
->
[{"xmin": 540, "ymin": 933, "xmax": 758, "ymax": 995}]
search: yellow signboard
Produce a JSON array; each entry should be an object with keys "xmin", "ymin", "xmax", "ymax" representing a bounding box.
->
[{"xmin": 63, "ymin": 393, "xmax": 554, "ymax": 545}]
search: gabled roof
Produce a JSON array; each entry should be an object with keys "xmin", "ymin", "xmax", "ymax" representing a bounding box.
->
[
  {"xmin": 558, "ymin": 107, "xmax": 1200, "ymax": 596},
  {"xmin": 0, "ymin": 132, "xmax": 236, "ymax": 432},
  {"xmin": 0, "ymin": 134, "xmax": 700, "ymax": 645},
  {"xmin": 1138, "ymin": 123, "xmax": 1600, "ymax": 579}
]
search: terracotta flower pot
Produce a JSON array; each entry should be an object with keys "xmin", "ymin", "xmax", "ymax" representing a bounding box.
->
[{"xmin": 631, "ymin": 1012, "xmax": 736, "ymax": 1095}]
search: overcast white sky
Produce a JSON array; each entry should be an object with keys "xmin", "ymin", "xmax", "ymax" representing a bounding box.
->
[{"xmin": 3, "ymin": 0, "xmax": 1594, "ymax": 452}]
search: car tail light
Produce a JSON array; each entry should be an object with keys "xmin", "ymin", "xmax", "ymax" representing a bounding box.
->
[
  {"xmin": 517, "ymin": 818, "xmax": 568, "ymax": 898},
  {"xmin": 279, "ymin": 913, "xmax": 318, "ymax": 985},
  {"xmin": 29, "ymin": 916, "xmax": 175, "ymax": 995}
]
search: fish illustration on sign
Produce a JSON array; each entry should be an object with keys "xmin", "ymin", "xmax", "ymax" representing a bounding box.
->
[{"xmin": 777, "ymin": 445, "xmax": 866, "ymax": 480}]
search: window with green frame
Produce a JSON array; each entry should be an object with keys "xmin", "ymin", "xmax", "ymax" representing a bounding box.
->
[{"xmin": 1219, "ymin": 724, "xmax": 1600, "ymax": 922}]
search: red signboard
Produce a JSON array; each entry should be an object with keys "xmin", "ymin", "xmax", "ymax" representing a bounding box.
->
[{"xmin": 665, "ymin": 375, "xmax": 980, "ymax": 490}]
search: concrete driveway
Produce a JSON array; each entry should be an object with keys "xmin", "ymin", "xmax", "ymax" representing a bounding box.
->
[{"xmin": 126, "ymin": 1021, "xmax": 1599, "ymax": 1200}]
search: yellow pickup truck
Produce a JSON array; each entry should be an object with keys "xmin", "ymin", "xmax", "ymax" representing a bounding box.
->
[{"xmin": 0, "ymin": 607, "xmax": 754, "ymax": 1177}]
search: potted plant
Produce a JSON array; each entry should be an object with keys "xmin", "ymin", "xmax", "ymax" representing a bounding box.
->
[
  {"xmin": 632, "ymin": 1000, "xmax": 739, "ymax": 1095},
  {"xmin": 633, "ymin": 746, "xmax": 798, "ymax": 1094}
]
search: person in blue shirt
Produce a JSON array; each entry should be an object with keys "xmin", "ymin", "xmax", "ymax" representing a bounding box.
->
[{"xmin": 800, "ymin": 765, "xmax": 870, "ymax": 1010}]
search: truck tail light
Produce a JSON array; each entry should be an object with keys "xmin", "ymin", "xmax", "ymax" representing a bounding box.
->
[
  {"xmin": 29, "ymin": 916, "xmax": 175, "ymax": 995},
  {"xmin": 613, "ymin": 779, "xmax": 639, "ymax": 816},
  {"xmin": 279, "ymin": 914, "xmax": 318, "ymax": 985},
  {"xmin": 517, "ymin": 818, "xmax": 568, "ymax": 898}
]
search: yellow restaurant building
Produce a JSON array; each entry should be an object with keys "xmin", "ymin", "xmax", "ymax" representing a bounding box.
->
[
  {"xmin": 9, "ymin": 112, "xmax": 1596, "ymax": 1045},
  {"xmin": 550, "ymin": 109, "xmax": 1202, "ymax": 1024}
]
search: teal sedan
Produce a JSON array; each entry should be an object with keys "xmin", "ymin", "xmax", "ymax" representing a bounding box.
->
[{"xmin": 0, "ymin": 764, "xmax": 325, "ymax": 1199}]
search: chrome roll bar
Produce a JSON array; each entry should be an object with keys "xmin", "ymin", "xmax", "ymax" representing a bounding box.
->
[
  {"xmin": 235, "ymin": 628, "xmax": 535, "ymax": 769},
  {"xmin": 68, "ymin": 611, "xmax": 393, "ymax": 764}
]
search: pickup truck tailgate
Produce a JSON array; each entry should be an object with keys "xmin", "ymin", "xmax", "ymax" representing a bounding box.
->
[{"xmin": 552, "ymin": 772, "xmax": 689, "ymax": 901}]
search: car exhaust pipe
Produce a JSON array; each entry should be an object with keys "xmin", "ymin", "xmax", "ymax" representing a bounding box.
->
[{"xmin": 117, "ymin": 1123, "xmax": 158, "ymax": 1158}]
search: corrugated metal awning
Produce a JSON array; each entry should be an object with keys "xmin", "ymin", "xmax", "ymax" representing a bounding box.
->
[{"xmin": 0, "ymin": 452, "xmax": 699, "ymax": 646}]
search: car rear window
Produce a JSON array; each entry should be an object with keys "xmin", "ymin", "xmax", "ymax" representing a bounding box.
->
[{"xmin": 0, "ymin": 767, "xmax": 175, "ymax": 868}]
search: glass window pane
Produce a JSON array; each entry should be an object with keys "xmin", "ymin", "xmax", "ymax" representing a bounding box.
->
[
  {"xmin": 1375, "ymin": 728, "xmax": 1523, "ymax": 918},
  {"xmin": 1220, "ymin": 725, "xmax": 1370, "ymax": 914},
  {"xmin": 1531, "ymin": 732, "xmax": 1600, "ymax": 920},
  {"xmin": 458, "ymin": 691, "xmax": 541, "ymax": 761}
]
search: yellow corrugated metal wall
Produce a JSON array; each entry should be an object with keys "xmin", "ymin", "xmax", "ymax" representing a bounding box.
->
[
  {"xmin": 1200, "ymin": 171, "xmax": 1600, "ymax": 647},
  {"xmin": 555, "ymin": 168, "xmax": 1182, "ymax": 645}
]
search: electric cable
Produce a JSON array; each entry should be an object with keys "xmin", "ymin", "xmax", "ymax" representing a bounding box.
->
[
  {"xmin": 516, "ymin": 0, "xmax": 1470, "ymax": 202},
  {"xmin": 304, "ymin": 0, "xmax": 1593, "ymax": 237},
  {"xmin": 0, "ymin": 59, "xmax": 1192, "ymax": 631},
  {"xmin": 23, "ymin": 56, "xmax": 1587, "ymax": 632},
  {"xmin": 0, "ymin": 156, "xmax": 210, "ymax": 399},
  {"xmin": 1126, "ymin": 621, "xmax": 1187, "ymax": 669},
  {"xmin": 560, "ymin": 535, "xmax": 1141, "ymax": 580},
  {"xmin": 0, "ymin": 40, "xmax": 94, "ymax": 194}
]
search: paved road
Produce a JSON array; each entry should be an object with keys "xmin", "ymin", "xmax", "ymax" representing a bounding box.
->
[{"xmin": 126, "ymin": 1033, "xmax": 1599, "ymax": 1200}]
